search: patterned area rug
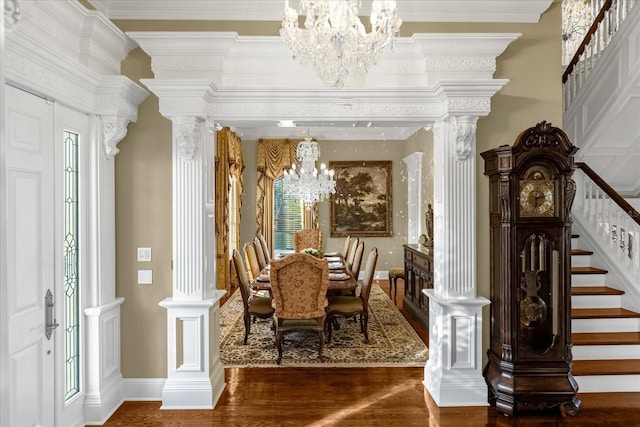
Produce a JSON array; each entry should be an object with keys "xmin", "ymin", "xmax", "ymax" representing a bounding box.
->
[{"xmin": 219, "ymin": 284, "xmax": 429, "ymax": 367}]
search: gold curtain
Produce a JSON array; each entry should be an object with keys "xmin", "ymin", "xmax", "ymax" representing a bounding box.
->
[
  {"xmin": 216, "ymin": 127, "xmax": 244, "ymax": 290},
  {"xmin": 256, "ymin": 139, "xmax": 298, "ymax": 251}
]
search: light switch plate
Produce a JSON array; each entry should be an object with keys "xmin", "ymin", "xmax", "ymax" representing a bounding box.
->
[
  {"xmin": 138, "ymin": 270, "xmax": 152, "ymax": 285},
  {"xmin": 137, "ymin": 247, "xmax": 152, "ymax": 262}
]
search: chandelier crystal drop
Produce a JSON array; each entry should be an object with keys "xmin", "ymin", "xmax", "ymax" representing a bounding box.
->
[
  {"xmin": 280, "ymin": 0, "xmax": 402, "ymax": 87},
  {"xmin": 282, "ymin": 133, "xmax": 336, "ymax": 210}
]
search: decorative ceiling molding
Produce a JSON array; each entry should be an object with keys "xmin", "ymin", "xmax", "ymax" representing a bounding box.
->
[
  {"xmin": 132, "ymin": 31, "xmax": 516, "ymax": 140},
  {"xmin": 88, "ymin": 0, "xmax": 553, "ymax": 23},
  {"xmin": 5, "ymin": 0, "xmax": 148, "ymax": 150}
]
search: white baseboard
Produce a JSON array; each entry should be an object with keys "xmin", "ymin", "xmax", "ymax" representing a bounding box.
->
[{"xmin": 123, "ymin": 378, "xmax": 165, "ymax": 401}]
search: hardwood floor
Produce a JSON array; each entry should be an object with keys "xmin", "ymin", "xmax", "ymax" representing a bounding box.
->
[{"xmin": 101, "ymin": 279, "xmax": 640, "ymax": 427}]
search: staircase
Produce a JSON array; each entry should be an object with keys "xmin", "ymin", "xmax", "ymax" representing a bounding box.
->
[{"xmin": 570, "ymin": 235, "xmax": 640, "ymax": 392}]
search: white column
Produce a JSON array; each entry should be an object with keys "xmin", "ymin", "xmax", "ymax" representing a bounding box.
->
[
  {"xmin": 0, "ymin": 3, "xmax": 15, "ymax": 427},
  {"xmin": 83, "ymin": 80, "xmax": 148, "ymax": 424},
  {"xmin": 424, "ymin": 116, "xmax": 490, "ymax": 406},
  {"xmin": 159, "ymin": 116, "xmax": 225, "ymax": 409},
  {"xmin": 403, "ymin": 152, "xmax": 424, "ymax": 244}
]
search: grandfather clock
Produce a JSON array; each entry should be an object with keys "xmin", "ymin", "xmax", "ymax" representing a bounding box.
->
[{"xmin": 481, "ymin": 121, "xmax": 581, "ymax": 416}]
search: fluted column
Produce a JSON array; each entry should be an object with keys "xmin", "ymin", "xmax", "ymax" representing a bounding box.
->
[
  {"xmin": 84, "ymin": 79, "xmax": 148, "ymax": 424},
  {"xmin": 424, "ymin": 116, "xmax": 490, "ymax": 406},
  {"xmin": 403, "ymin": 152, "xmax": 424, "ymax": 243},
  {"xmin": 158, "ymin": 116, "xmax": 225, "ymax": 409}
]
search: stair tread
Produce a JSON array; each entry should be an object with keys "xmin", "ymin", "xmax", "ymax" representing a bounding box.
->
[
  {"xmin": 572, "ymin": 307, "xmax": 640, "ymax": 319},
  {"xmin": 572, "ymin": 286, "xmax": 624, "ymax": 296},
  {"xmin": 572, "ymin": 359, "xmax": 640, "ymax": 376},
  {"xmin": 573, "ymin": 332, "xmax": 640, "ymax": 345},
  {"xmin": 572, "ymin": 249, "xmax": 594, "ymax": 255},
  {"xmin": 572, "ymin": 266, "xmax": 608, "ymax": 274}
]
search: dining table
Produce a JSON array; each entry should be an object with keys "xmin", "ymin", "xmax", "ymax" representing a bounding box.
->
[{"xmin": 249, "ymin": 252, "xmax": 358, "ymax": 295}]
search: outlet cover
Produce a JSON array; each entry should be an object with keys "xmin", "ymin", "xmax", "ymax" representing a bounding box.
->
[{"xmin": 138, "ymin": 270, "xmax": 152, "ymax": 285}]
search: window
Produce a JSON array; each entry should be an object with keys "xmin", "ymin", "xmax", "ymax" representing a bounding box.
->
[
  {"xmin": 273, "ymin": 178, "xmax": 303, "ymax": 256},
  {"xmin": 228, "ymin": 175, "xmax": 241, "ymax": 256},
  {"xmin": 63, "ymin": 130, "xmax": 80, "ymax": 400}
]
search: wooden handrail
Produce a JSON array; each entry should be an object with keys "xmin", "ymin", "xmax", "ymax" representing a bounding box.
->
[
  {"xmin": 576, "ymin": 162, "xmax": 640, "ymax": 226},
  {"xmin": 562, "ymin": 0, "xmax": 613, "ymax": 83}
]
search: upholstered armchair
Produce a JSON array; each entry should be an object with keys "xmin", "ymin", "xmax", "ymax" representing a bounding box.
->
[
  {"xmin": 326, "ymin": 247, "xmax": 378, "ymax": 344},
  {"xmin": 293, "ymin": 228, "xmax": 322, "ymax": 252},
  {"xmin": 269, "ymin": 252, "xmax": 329, "ymax": 364},
  {"xmin": 231, "ymin": 249, "xmax": 275, "ymax": 345}
]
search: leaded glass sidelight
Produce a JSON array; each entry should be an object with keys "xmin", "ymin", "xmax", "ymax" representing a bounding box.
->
[{"xmin": 63, "ymin": 130, "xmax": 80, "ymax": 400}]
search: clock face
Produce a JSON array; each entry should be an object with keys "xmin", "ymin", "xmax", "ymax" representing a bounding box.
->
[{"xmin": 519, "ymin": 179, "xmax": 554, "ymax": 217}]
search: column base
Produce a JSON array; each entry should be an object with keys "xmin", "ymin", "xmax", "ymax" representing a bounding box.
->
[
  {"xmin": 159, "ymin": 297, "xmax": 226, "ymax": 410},
  {"xmin": 160, "ymin": 362, "xmax": 225, "ymax": 410},
  {"xmin": 424, "ymin": 361, "xmax": 488, "ymax": 407},
  {"xmin": 423, "ymin": 290, "xmax": 490, "ymax": 407},
  {"xmin": 83, "ymin": 298, "xmax": 125, "ymax": 425}
]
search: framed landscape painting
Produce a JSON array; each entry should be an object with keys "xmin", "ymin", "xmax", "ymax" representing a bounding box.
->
[{"xmin": 329, "ymin": 160, "xmax": 392, "ymax": 237}]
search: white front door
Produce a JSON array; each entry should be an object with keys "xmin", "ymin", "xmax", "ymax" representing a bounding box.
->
[{"xmin": 6, "ymin": 84, "xmax": 56, "ymax": 427}]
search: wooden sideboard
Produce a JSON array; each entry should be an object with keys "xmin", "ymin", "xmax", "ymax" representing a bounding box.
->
[{"xmin": 402, "ymin": 244, "xmax": 433, "ymax": 332}]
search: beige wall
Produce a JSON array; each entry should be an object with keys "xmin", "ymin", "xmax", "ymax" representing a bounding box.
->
[{"xmin": 113, "ymin": 3, "xmax": 560, "ymax": 378}]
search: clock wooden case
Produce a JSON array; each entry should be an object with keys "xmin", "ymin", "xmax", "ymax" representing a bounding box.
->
[{"xmin": 480, "ymin": 121, "xmax": 581, "ymax": 416}]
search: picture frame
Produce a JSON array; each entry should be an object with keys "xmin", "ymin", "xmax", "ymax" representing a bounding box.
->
[{"xmin": 329, "ymin": 160, "xmax": 393, "ymax": 237}]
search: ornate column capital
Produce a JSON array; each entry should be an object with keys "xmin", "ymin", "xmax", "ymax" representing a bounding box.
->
[
  {"xmin": 451, "ymin": 116, "xmax": 478, "ymax": 161},
  {"xmin": 5, "ymin": 0, "xmax": 21, "ymax": 31},
  {"xmin": 96, "ymin": 76, "xmax": 149, "ymax": 159},
  {"xmin": 101, "ymin": 117, "xmax": 129, "ymax": 159},
  {"xmin": 173, "ymin": 117, "xmax": 201, "ymax": 161}
]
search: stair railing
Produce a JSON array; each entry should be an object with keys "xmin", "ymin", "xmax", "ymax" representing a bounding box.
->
[
  {"xmin": 573, "ymin": 162, "xmax": 640, "ymax": 281},
  {"xmin": 562, "ymin": 0, "xmax": 636, "ymax": 110}
]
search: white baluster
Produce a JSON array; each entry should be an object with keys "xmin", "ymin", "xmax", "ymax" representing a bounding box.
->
[
  {"xmin": 603, "ymin": 197, "xmax": 611, "ymax": 243},
  {"xmin": 610, "ymin": 204, "xmax": 619, "ymax": 251},
  {"xmin": 633, "ymin": 223, "xmax": 639, "ymax": 271},
  {"xmin": 584, "ymin": 178, "xmax": 595, "ymax": 224},
  {"xmin": 622, "ymin": 216, "xmax": 630, "ymax": 264}
]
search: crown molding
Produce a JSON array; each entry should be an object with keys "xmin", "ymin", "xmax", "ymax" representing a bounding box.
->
[
  {"xmin": 133, "ymin": 31, "xmax": 514, "ymax": 140},
  {"xmin": 88, "ymin": 0, "xmax": 552, "ymax": 23}
]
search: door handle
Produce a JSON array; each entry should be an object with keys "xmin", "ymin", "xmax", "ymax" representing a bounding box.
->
[{"xmin": 45, "ymin": 289, "xmax": 59, "ymax": 340}]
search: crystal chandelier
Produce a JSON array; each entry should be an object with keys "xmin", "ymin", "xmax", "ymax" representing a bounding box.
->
[
  {"xmin": 562, "ymin": 0, "xmax": 594, "ymax": 65},
  {"xmin": 282, "ymin": 133, "xmax": 336, "ymax": 210},
  {"xmin": 280, "ymin": 0, "xmax": 402, "ymax": 87}
]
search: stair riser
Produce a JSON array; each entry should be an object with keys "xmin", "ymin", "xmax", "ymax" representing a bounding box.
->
[
  {"xmin": 572, "ymin": 318, "xmax": 640, "ymax": 333},
  {"xmin": 572, "ymin": 274, "xmax": 607, "ymax": 286},
  {"xmin": 574, "ymin": 375, "xmax": 640, "ymax": 393},
  {"xmin": 572, "ymin": 344, "xmax": 640, "ymax": 360},
  {"xmin": 571, "ymin": 294, "xmax": 623, "ymax": 309},
  {"xmin": 572, "ymin": 238, "xmax": 580, "ymax": 247},
  {"xmin": 571, "ymin": 255, "xmax": 593, "ymax": 267}
]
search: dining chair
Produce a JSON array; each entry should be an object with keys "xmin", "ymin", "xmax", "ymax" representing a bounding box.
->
[
  {"xmin": 345, "ymin": 238, "xmax": 359, "ymax": 270},
  {"xmin": 341, "ymin": 235, "xmax": 352, "ymax": 259},
  {"xmin": 231, "ymin": 249, "xmax": 275, "ymax": 345},
  {"xmin": 253, "ymin": 237, "xmax": 267, "ymax": 270},
  {"xmin": 293, "ymin": 228, "xmax": 322, "ymax": 252},
  {"xmin": 349, "ymin": 241, "xmax": 365, "ymax": 282},
  {"xmin": 243, "ymin": 242, "xmax": 261, "ymax": 282},
  {"xmin": 269, "ymin": 252, "xmax": 329, "ymax": 364},
  {"xmin": 326, "ymin": 247, "xmax": 378, "ymax": 344},
  {"xmin": 257, "ymin": 233, "xmax": 271, "ymax": 264}
]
